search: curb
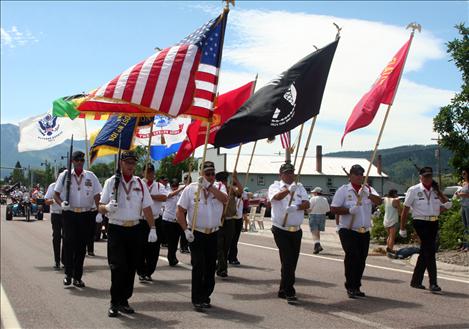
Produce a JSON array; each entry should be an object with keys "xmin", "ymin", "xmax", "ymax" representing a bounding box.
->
[{"xmin": 409, "ymin": 254, "xmax": 469, "ymax": 273}]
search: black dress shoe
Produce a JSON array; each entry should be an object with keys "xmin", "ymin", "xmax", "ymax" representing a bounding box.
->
[
  {"xmin": 193, "ymin": 303, "xmax": 204, "ymax": 311},
  {"xmin": 278, "ymin": 291, "xmax": 286, "ymax": 299},
  {"xmin": 355, "ymin": 289, "xmax": 366, "ymax": 297},
  {"xmin": 347, "ymin": 289, "xmax": 357, "ymax": 299},
  {"xmin": 410, "ymin": 283, "xmax": 426, "ymax": 290},
  {"xmin": 73, "ymin": 279, "xmax": 85, "ymax": 288},
  {"xmin": 169, "ymin": 259, "xmax": 179, "ymax": 267},
  {"xmin": 63, "ymin": 276, "xmax": 72, "ymax": 286},
  {"xmin": 229, "ymin": 260, "xmax": 240, "ymax": 266},
  {"xmin": 145, "ymin": 275, "xmax": 153, "ymax": 281},
  {"xmin": 138, "ymin": 275, "xmax": 147, "ymax": 282},
  {"xmin": 108, "ymin": 305, "xmax": 119, "ymax": 317},
  {"xmin": 88, "ymin": 252, "xmax": 95, "ymax": 256},
  {"xmin": 286, "ymin": 295, "xmax": 298, "ymax": 305},
  {"xmin": 430, "ymin": 284, "xmax": 442, "ymax": 292},
  {"xmin": 53, "ymin": 263, "xmax": 61, "ymax": 270},
  {"xmin": 201, "ymin": 302, "xmax": 211, "ymax": 308},
  {"xmin": 119, "ymin": 303, "xmax": 135, "ymax": 314},
  {"xmin": 216, "ymin": 271, "xmax": 228, "ymax": 278}
]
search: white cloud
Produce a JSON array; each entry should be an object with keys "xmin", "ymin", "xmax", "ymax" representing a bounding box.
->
[
  {"xmin": 1, "ymin": 26, "xmax": 39, "ymax": 49},
  {"xmin": 212, "ymin": 9, "xmax": 455, "ymax": 156}
]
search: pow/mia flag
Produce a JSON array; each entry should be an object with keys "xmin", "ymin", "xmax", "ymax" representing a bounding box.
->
[{"xmin": 214, "ymin": 39, "xmax": 339, "ymax": 148}]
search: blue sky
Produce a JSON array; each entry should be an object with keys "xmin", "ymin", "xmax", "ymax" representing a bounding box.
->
[{"xmin": 1, "ymin": 1, "xmax": 467, "ymax": 154}]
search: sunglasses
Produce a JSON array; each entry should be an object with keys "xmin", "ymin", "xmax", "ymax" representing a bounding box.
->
[
  {"xmin": 74, "ymin": 159, "xmax": 85, "ymax": 162},
  {"xmin": 205, "ymin": 172, "xmax": 215, "ymax": 177}
]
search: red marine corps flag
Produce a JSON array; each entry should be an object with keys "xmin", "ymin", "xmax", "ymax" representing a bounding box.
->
[
  {"xmin": 78, "ymin": 12, "xmax": 228, "ymax": 120},
  {"xmin": 341, "ymin": 35, "xmax": 413, "ymax": 145}
]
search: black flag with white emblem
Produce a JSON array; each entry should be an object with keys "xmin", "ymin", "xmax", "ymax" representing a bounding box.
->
[{"xmin": 214, "ymin": 39, "xmax": 339, "ymax": 147}]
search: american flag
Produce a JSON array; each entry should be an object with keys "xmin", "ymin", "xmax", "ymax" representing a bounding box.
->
[
  {"xmin": 280, "ymin": 131, "xmax": 291, "ymax": 150},
  {"xmin": 82, "ymin": 13, "xmax": 228, "ymax": 119}
]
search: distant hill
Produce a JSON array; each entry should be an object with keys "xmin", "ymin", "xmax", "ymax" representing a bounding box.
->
[{"xmin": 325, "ymin": 145, "xmax": 454, "ymax": 186}]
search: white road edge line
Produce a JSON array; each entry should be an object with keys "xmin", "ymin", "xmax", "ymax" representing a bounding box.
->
[
  {"xmin": 1, "ymin": 283, "xmax": 22, "ymax": 329},
  {"xmin": 330, "ymin": 311, "xmax": 394, "ymax": 329},
  {"xmin": 239, "ymin": 242, "xmax": 469, "ymax": 284}
]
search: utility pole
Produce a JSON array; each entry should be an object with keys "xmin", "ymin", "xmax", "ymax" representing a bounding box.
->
[{"xmin": 431, "ymin": 135, "xmax": 442, "ymax": 187}]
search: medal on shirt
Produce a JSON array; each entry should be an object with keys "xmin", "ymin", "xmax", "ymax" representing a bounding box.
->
[
  {"xmin": 121, "ymin": 181, "xmax": 134, "ymax": 201},
  {"xmin": 74, "ymin": 175, "xmax": 83, "ymax": 191},
  {"xmin": 423, "ymin": 190, "xmax": 432, "ymax": 205}
]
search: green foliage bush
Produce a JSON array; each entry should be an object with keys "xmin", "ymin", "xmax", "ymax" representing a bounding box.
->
[
  {"xmin": 438, "ymin": 199, "xmax": 464, "ymax": 250},
  {"xmin": 371, "ymin": 199, "xmax": 464, "ymax": 250}
]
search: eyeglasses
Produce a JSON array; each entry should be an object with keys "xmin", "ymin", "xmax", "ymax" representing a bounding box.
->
[
  {"xmin": 74, "ymin": 159, "xmax": 85, "ymax": 162},
  {"xmin": 205, "ymin": 172, "xmax": 215, "ymax": 177}
]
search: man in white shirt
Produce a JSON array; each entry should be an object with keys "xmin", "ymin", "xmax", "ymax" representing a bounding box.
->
[
  {"xmin": 162, "ymin": 178, "xmax": 186, "ymax": 266},
  {"xmin": 331, "ymin": 164, "xmax": 382, "ymax": 299},
  {"xmin": 45, "ymin": 167, "xmax": 66, "ymax": 270},
  {"xmin": 99, "ymin": 151, "xmax": 157, "ymax": 317},
  {"xmin": 307, "ymin": 187, "xmax": 330, "ymax": 254},
  {"xmin": 400, "ymin": 166, "xmax": 452, "ymax": 292},
  {"xmin": 137, "ymin": 163, "xmax": 168, "ymax": 282},
  {"xmin": 176, "ymin": 161, "xmax": 228, "ymax": 310},
  {"xmin": 268, "ymin": 163, "xmax": 310, "ymax": 305},
  {"xmin": 54, "ymin": 151, "xmax": 102, "ymax": 288}
]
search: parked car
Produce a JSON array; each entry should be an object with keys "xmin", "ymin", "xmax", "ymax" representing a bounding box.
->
[{"xmin": 249, "ymin": 189, "xmax": 271, "ymax": 217}]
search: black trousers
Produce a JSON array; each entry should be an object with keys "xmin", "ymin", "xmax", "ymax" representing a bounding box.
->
[
  {"xmin": 179, "ymin": 227, "xmax": 189, "ymax": 251},
  {"xmin": 87, "ymin": 211, "xmax": 98, "ymax": 253},
  {"xmin": 190, "ymin": 230, "xmax": 218, "ymax": 304},
  {"xmin": 162, "ymin": 220, "xmax": 180, "ymax": 263},
  {"xmin": 412, "ymin": 220, "xmax": 439, "ymax": 286},
  {"xmin": 107, "ymin": 223, "xmax": 143, "ymax": 306},
  {"xmin": 272, "ymin": 226, "xmax": 302, "ymax": 297},
  {"xmin": 62, "ymin": 210, "xmax": 93, "ymax": 280},
  {"xmin": 51, "ymin": 213, "xmax": 64, "ymax": 265},
  {"xmin": 137, "ymin": 217, "xmax": 162, "ymax": 277},
  {"xmin": 228, "ymin": 218, "xmax": 243, "ymax": 262},
  {"xmin": 338, "ymin": 228, "xmax": 370, "ymax": 290},
  {"xmin": 217, "ymin": 219, "xmax": 236, "ymax": 273}
]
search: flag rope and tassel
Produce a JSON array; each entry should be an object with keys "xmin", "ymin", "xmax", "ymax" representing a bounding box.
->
[
  {"xmin": 293, "ymin": 124, "xmax": 304, "ymax": 167},
  {"xmin": 282, "ymin": 115, "xmax": 318, "ymax": 227},
  {"xmin": 221, "ymin": 143, "xmax": 242, "ymax": 226},
  {"xmin": 84, "ymin": 118, "xmax": 90, "ymax": 170},
  {"xmin": 349, "ymin": 23, "xmax": 418, "ymax": 229}
]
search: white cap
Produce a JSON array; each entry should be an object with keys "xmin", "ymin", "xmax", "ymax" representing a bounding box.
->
[{"xmin": 312, "ymin": 187, "xmax": 322, "ymax": 193}]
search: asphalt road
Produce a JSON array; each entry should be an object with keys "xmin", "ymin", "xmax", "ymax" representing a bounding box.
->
[{"xmin": 1, "ymin": 208, "xmax": 468, "ymax": 329}]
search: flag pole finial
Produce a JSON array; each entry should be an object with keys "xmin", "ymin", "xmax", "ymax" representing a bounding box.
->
[
  {"xmin": 406, "ymin": 22, "xmax": 422, "ymax": 34},
  {"xmin": 333, "ymin": 22, "xmax": 342, "ymax": 40},
  {"xmin": 224, "ymin": 0, "xmax": 235, "ymax": 10}
]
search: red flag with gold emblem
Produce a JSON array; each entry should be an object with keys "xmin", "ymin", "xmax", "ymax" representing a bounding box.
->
[
  {"xmin": 173, "ymin": 81, "xmax": 255, "ymax": 164},
  {"xmin": 341, "ymin": 36, "xmax": 412, "ymax": 145}
]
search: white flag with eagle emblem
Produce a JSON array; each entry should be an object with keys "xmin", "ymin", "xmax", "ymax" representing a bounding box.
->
[{"xmin": 18, "ymin": 112, "xmax": 87, "ymax": 152}]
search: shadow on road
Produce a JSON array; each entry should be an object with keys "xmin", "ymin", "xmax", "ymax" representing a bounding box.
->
[{"xmin": 362, "ymin": 275, "xmax": 406, "ymax": 284}]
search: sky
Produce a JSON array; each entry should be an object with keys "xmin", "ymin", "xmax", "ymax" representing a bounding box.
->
[{"xmin": 1, "ymin": 1, "xmax": 467, "ymax": 159}]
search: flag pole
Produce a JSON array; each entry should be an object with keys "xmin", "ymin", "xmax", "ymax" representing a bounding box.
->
[
  {"xmin": 84, "ymin": 117, "xmax": 90, "ymax": 170},
  {"xmin": 293, "ymin": 124, "xmax": 304, "ymax": 167},
  {"xmin": 361, "ymin": 24, "xmax": 418, "ymax": 193},
  {"xmin": 282, "ymin": 115, "xmax": 318, "ymax": 227},
  {"xmin": 144, "ymin": 118, "xmax": 155, "ymax": 179},
  {"xmin": 237, "ymin": 140, "xmax": 257, "ymax": 209},
  {"xmin": 221, "ymin": 143, "xmax": 242, "ymax": 226},
  {"xmin": 187, "ymin": 151, "xmax": 195, "ymax": 183}
]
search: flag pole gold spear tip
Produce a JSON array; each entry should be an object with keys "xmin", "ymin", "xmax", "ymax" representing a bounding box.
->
[
  {"xmin": 406, "ymin": 22, "xmax": 422, "ymax": 33},
  {"xmin": 333, "ymin": 22, "xmax": 342, "ymax": 40}
]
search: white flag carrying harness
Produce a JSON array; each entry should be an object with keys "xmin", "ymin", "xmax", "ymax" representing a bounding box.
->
[{"xmin": 17, "ymin": 112, "xmax": 86, "ymax": 152}]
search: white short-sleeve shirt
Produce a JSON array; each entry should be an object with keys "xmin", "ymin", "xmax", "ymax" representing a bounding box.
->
[
  {"xmin": 54, "ymin": 169, "xmax": 102, "ymax": 208},
  {"xmin": 163, "ymin": 189, "xmax": 182, "ymax": 222},
  {"xmin": 177, "ymin": 181, "xmax": 227, "ymax": 230},
  {"xmin": 331, "ymin": 183, "xmax": 379, "ymax": 229},
  {"xmin": 145, "ymin": 180, "xmax": 168, "ymax": 218},
  {"xmin": 268, "ymin": 181, "xmax": 309, "ymax": 230},
  {"xmin": 100, "ymin": 175, "xmax": 153, "ymax": 221},
  {"xmin": 309, "ymin": 195, "xmax": 330, "ymax": 215},
  {"xmin": 404, "ymin": 183, "xmax": 447, "ymax": 219},
  {"xmin": 45, "ymin": 182, "xmax": 61, "ymax": 214}
]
